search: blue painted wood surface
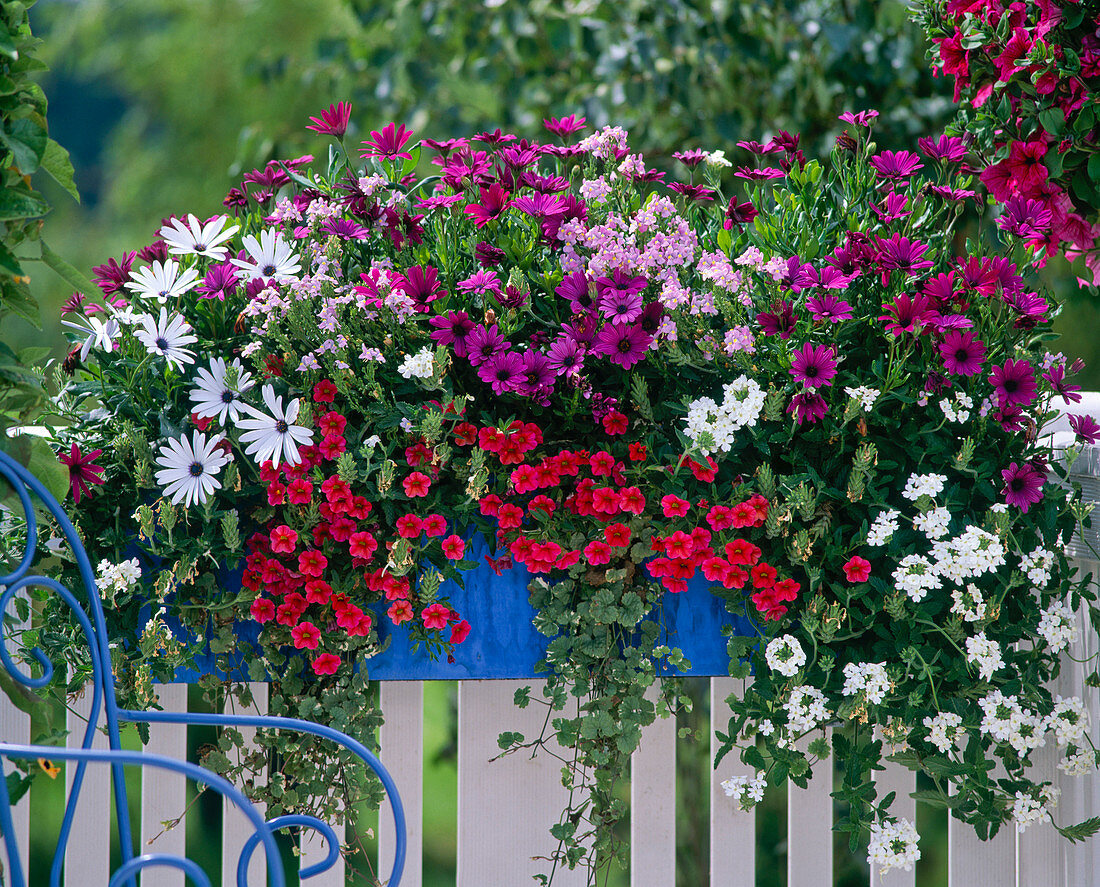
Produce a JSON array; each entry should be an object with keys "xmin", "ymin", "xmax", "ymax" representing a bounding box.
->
[{"xmin": 167, "ymin": 535, "xmax": 754, "ymax": 682}]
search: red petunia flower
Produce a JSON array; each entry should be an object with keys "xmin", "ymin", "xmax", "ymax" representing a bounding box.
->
[
  {"xmin": 298, "ymin": 550, "xmax": 328, "ymax": 577},
  {"xmin": 751, "ymin": 563, "xmax": 778, "ymax": 589},
  {"xmin": 313, "ymin": 379, "xmax": 337, "ymax": 403},
  {"xmin": 422, "ymin": 602, "xmax": 451, "ymax": 631},
  {"xmin": 250, "ymin": 598, "xmax": 275, "ymax": 623},
  {"xmin": 584, "ymin": 540, "xmax": 612, "ymax": 566},
  {"xmin": 403, "ymin": 471, "xmax": 431, "ymax": 498},
  {"xmin": 602, "ymin": 410, "xmax": 629, "ymax": 435},
  {"xmin": 661, "ymin": 495, "xmax": 691, "ymax": 518},
  {"xmin": 450, "ymin": 620, "xmax": 472, "ymax": 645},
  {"xmin": 388, "ymin": 599, "xmax": 414, "ymax": 625},
  {"xmin": 291, "ymin": 622, "xmax": 321, "ymax": 650},
  {"xmin": 604, "ymin": 523, "xmax": 631, "ymax": 547},
  {"xmin": 628, "ymin": 442, "xmax": 648, "ymax": 461},
  {"xmin": 269, "ymin": 525, "xmax": 298, "ymax": 554}
]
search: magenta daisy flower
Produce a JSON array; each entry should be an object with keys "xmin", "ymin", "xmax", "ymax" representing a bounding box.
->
[
  {"xmin": 543, "ymin": 115, "xmax": 587, "ymax": 138},
  {"xmin": 869, "ymin": 150, "xmax": 923, "ymax": 181},
  {"xmin": 874, "ymin": 234, "xmax": 934, "ymax": 284},
  {"xmin": 465, "ymin": 324, "xmax": 510, "ymax": 367},
  {"xmin": 359, "ymin": 123, "xmax": 414, "ymax": 161},
  {"xmin": 556, "ymin": 271, "xmax": 598, "ymax": 315},
  {"xmin": 546, "ymin": 336, "xmax": 586, "ymax": 377},
  {"xmin": 395, "ymin": 265, "xmax": 446, "ymax": 313},
  {"xmin": 477, "ymin": 351, "xmax": 524, "ymax": 395},
  {"xmin": 838, "ymin": 109, "xmax": 879, "ymax": 127},
  {"xmin": 306, "ymin": 102, "xmax": 352, "ymax": 139},
  {"xmin": 595, "ymin": 323, "xmax": 652, "ymax": 369},
  {"xmin": 1044, "ymin": 364, "xmax": 1082, "ymax": 404},
  {"xmin": 463, "ymin": 184, "xmax": 513, "ymax": 228},
  {"xmin": 917, "ymin": 134, "xmax": 966, "ymax": 162},
  {"xmin": 789, "ymin": 343, "xmax": 837, "ymax": 389},
  {"xmin": 58, "ymin": 443, "xmax": 106, "ymax": 504},
  {"xmin": 787, "ymin": 392, "xmax": 828, "ymax": 425},
  {"xmin": 938, "ymin": 330, "xmax": 986, "ymax": 376},
  {"xmin": 997, "ymin": 197, "xmax": 1053, "ymax": 239},
  {"xmin": 1070, "ymin": 414, "xmax": 1100, "ymax": 445},
  {"xmin": 668, "ymin": 182, "xmax": 715, "ymax": 202},
  {"xmin": 757, "ymin": 301, "xmax": 797, "ymax": 339},
  {"xmin": 880, "ymin": 293, "xmax": 939, "ymax": 336},
  {"xmin": 806, "ymin": 294, "xmax": 853, "ymax": 323},
  {"xmin": 456, "ymin": 269, "xmax": 502, "ymax": 297},
  {"xmin": 989, "ymin": 358, "xmax": 1037, "ymax": 408},
  {"xmin": 196, "ymin": 262, "xmax": 240, "ymax": 302},
  {"xmin": 599, "ymin": 289, "xmax": 644, "ymax": 324},
  {"xmin": 723, "ymin": 198, "xmax": 758, "ymax": 231},
  {"xmin": 1001, "ymin": 462, "xmax": 1045, "ymax": 513},
  {"xmin": 429, "ymin": 310, "xmax": 476, "ymax": 357},
  {"xmin": 321, "ymin": 218, "xmax": 370, "ymax": 240}
]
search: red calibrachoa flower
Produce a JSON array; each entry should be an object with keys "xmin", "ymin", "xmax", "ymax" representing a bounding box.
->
[
  {"xmin": 287, "ymin": 478, "xmax": 313, "ymax": 504},
  {"xmin": 442, "ymin": 534, "xmax": 465, "ymax": 560},
  {"xmin": 269, "ymin": 525, "xmax": 298, "ymax": 553},
  {"xmin": 312, "ymin": 653, "xmax": 341, "ymax": 675},
  {"xmin": 628, "ymin": 442, "xmax": 647, "ymax": 461},
  {"xmin": 313, "ymin": 379, "xmax": 337, "ymax": 402},
  {"xmin": 396, "ymin": 514, "xmax": 424, "ymax": 538},
  {"xmin": 450, "ymin": 620, "xmax": 472, "ymax": 644},
  {"xmin": 403, "ymin": 471, "xmax": 431, "ymax": 497},
  {"xmin": 250, "ymin": 598, "xmax": 276, "ymax": 623},
  {"xmin": 388, "ymin": 599, "xmax": 414, "ymax": 624},
  {"xmin": 604, "ymin": 523, "xmax": 631, "ymax": 547},
  {"xmin": 292, "ymin": 622, "xmax": 322, "ymax": 650},
  {"xmin": 298, "ymin": 550, "xmax": 328, "ymax": 577},
  {"xmin": 661, "ymin": 494, "xmax": 690, "ymax": 518},
  {"xmin": 843, "ymin": 556, "xmax": 872, "ymax": 583},
  {"xmin": 423, "ymin": 514, "xmax": 447, "ymax": 536},
  {"xmin": 602, "ymin": 410, "xmax": 629, "ymax": 435},
  {"xmin": 422, "ymin": 602, "xmax": 451, "ymax": 630},
  {"xmin": 584, "ymin": 540, "xmax": 612, "ymax": 565}
]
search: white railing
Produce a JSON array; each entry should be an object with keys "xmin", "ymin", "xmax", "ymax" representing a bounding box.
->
[{"xmin": 3, "ymin": 438, "xmax": 1100, "ymax": 886}]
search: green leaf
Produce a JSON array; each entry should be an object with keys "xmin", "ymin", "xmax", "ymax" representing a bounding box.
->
[
  {"xmin": 1038, "ymin": 107, "xmax": 1064, "ymax": 138},
  {"xmin": 0, "ymin": 239, "xmax": 23, "ymax": 277},
  {"xmin": 0, "ymin": 187, "xmax": 48, "ymax": 220},
  {"xmin": 1056, "ymin": 816, "xmax": 1100, "ymax": 843},
  {"xmin": 0, "ymin": 434, "xmax": 66, "ymax": 503},
  {"xmin": 40, "ymin": 138, "xmax": 78, "ymax": 202},
  {"xmin": 0, "ymin": 278, "xmax": 37, "ymax": 326},
  {"xmin": 0, "ymin": 116, "xmax": 47, "ymax": 174},
  {"xmin": 39, "ymin": 239, "xmax": 96, "ymax": 297}
]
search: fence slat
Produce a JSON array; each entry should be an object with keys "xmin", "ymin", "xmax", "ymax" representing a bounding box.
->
[
  {"xmin": 787, "ymin": 730, "xmax": 833, "ymax": 887},
  {"xmin": 379, "ymin": 680, "xmax": 422, "ymax": 887},
  {"xmin": 140, "ymin": 683, "xmax": 188, "ymax": 887},
  {"xmin": 870, "ymin": 761, "xmax": 916, "ymax": 887},
  {"xmin": 947, "ymin": 809, "xmax": 1015, "ymax": 887},
  {"xmin": 65, "ymin": 687, "xmax": 112, "ymax": 887},
  {"xmin": 457, "ymin": 680, "xmax": 586, "ymax": 887},
  {"xmin": 630, "ymin": 685, "xmax": 676, "ymax": 887},
  {"xmin": 300, "ymin": 817, "xmax": 344, "ymax": 887},
  {"xmin": 709, "ymin": 676, "xmax": 755, "ymax": 887},
  {"xmin": 221, "ymin": 682, "xmax": 268, "ymax": 887},
  {"xmin": 0, "ymin": 599, "xmax": 30, "ymax": 880}
]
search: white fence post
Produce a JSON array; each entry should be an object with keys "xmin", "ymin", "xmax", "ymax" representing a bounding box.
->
[
  {"xmin": 630, "ymin": 684, "xmax": 676, "ymax": 887},
  {"xmin": 787, "ymin": 729, "xmax": 833, "ymax": 887},
  {"xmin": 379, "ymin": 680, "xmax": 423, "ymax": 887},
  {"xmin": 64, "ymin": 687, "xmax": 112, "ymax": 887},
  {"xmin": 221, "ymin": 682, "xmax": 268, "ymax": 887},
  {"xmin": 140, "ymin": 682, "xmax": 188, "ymax": 887},
  {"xmin": 709, "ymin": 676, "xmax": 756, "ymax": 887}
]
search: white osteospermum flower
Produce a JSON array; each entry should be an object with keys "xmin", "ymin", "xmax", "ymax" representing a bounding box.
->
[
  {"xmin": 765, "ymin": 635, "xmax": 806, "ymax": 678},
  {"xmin": 720, "ymin": 772, "xmax": 766, "ymax": 811},
  {"xmin": 841, "ymin": 662, "xmax": 891, "ymax": 705},
  {"xmin": 154, "ymin": 431, "xmax": 230, "ymax": 507},
  {"xmin": 61, "ymin": 313, "xmax": 120, "ymax": 362},
  {"xmin": 124, "ymin": 259, "xmax": 201, "ymax": 304},
  {"xmin": 132, "ymin": 308, "xmax": 198, "ymax": 370},
  {"xmin": 231, "ymin": 228, "xmax": 302, "ymax": 282},
  {"xmin": 160, "ymin": 213, "xmax": 240, "ymax": 260},
  {"xmin": 1037, "ymin": 601, "xmax": 1078, "ymax": 653},
  {"xmin": 867, "ymin": 818, "xmax": 920, "ymax": 875},
  {"xmin": 965, "ymin": 632, "xmax": 1004, "ymax": 681},
  {"xmin": 923, "ymin": 711, "xmax": 965, "ymax": 753},
  {"xmin": 397, "ymin": 347, "xmax": 435, "ymax": 379},
  {"xmin": 189, "ymin": 357, "xmax": 255, "ymax": 424},
  {"xmin": 237, "ymin": 384, "xmax": 314, "ymax": 468}
]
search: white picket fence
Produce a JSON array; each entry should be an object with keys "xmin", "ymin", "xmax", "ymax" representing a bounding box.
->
[{"xmin": 3, "ymin": 430, "xmax": 1100, "ymax": 886}]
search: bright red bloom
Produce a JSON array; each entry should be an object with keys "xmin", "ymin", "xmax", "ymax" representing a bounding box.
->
[
  {"xmin": 250, "ymin": 598, "xmax": 276, "ymax": 623},
  {"xmin": 422, "ymin": 514, "xmax": 447, "ymax": 537},
  {"xmin": 403, "ymin": 472, "xmax": 431, "ymax": 497},
  {"xmin": 725, "ymin": 539, "xmax": 761, "ymax": 566},
  {"xmin": 318, "ymin": 411, "xmax": 347, "ymax": 437},
  {"xmin": 589, "ymin": 451, "xmax": 616, "ymax": 476},
  {"xmin": 422, "ymin": 602, "xmax": 451, "ymax": 630},
  {"xmin": 602, "ymin": 410, "xmax": 629, "ymax": 435},
  {"xmin": 555, "ymin": 550, "xmax": 581, "ymax": 569},
  {"xmin": 454, "ymin": 422, "xmax": 478, "ymax": 446},
  {"xmin": 388, "ymin": 599, "xmax": 414, "ymax": 624},
  {"xmin": 292, "ymin": 622, "xmax": 321, "ymax": 650},
  {"xmin": 479, "ymin": 493, "xmax": 503, "ymax": 517},
  {"xmin": 661, "ymin": 495, "xmax": 691, "ymax": 518},
  {"xmin": 329, "ymin": 516, "xmax": 356, "ymax": 542},
  {"xmin": 751, "ymin": 563, "xmax": 778, "ymax": 589},
  {"xmin": 266, "ymin": 481, "xmax": 286, "ymax": 506},
  {"xmin": 619, "ymin": 487, "xmax": 646, "ymax": 515},
  {"xmin": 59, "ymin": 443, "xmax": 105, "ymax": 504},
  {"xmin": 383, "ymin": 574, "xmax": 411, "ymax": 601},
  {"xmin": 706, "ymin": 506, "xmax": 735, "ymax": 531},
  {"xmin": 305, "ymin": 579, "xmax": 333, "ymax": 605},
  {"xmin": 450, "ymin": 620, "xmax": 472, "ymax": 645},
  {"xmin": 664, "ymin": 531, "xmax": 694, "ymax": 560},
  {"xmin": 584, "ymin": 540, "xmax": 613, "ymax": 565},
  {"xmin": 604, "ymin": 523, "xmax": 631, "ymax": 547},
  {"xmin": 528, "ymin": 495, "xmax": 556, "ymax": 516},
  {"xmin": 396, "ymin": 515, "xmax": 424, "ymax": 538},
  {"xmin": 687, "ymin": 456, "xmax": 718, "ymax": 482},
  {"xmin": 1005, "ymin": 139, "xmax": 1048, "ymax": 196},
  {"xmin": 319, "ymin": 435, "xmax": 346, "ymax": 460},
  {"xmin": 628, "ymin": 442, "xmax": 648, "ymax": 461},
  {"xmin": 312, "ymin": 653, "xmax": 341, "ymax": 675},
  {"xmin": 591, "ymin": 487, "xmax": 622, "ymax": 515},
  {"xmin": 269, "ymin": 525, "xmax": 298, "ymax": 554},
  {"xmin": 497, "ymin": 504, "xmax": 524, "ymax": 529},
  {"xmin": 298, "ymin": 550, "xmax": 328, "ymax": 577},
  {"xmin": 843, "ymin": 556, "xmax": 872, "ymax": 583},
  {"xmin": 287, "ymin": 478, "xmax": 313, "ymax": 504},
  {"xmin": 349, "ymin": 532, "xmax": 378, "ymax": 560},
  {"xmin": 442, "ymin": 535, "xmax": 466, "ymax": 560},
  {"xmin": 313, "ymin": 379, "xmax": 337, "ymax": 403}
]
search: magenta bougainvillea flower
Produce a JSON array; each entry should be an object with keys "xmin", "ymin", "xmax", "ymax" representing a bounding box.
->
[{"xmin": 58, "ymin": 443, "xmax": 105, "ymax": 503}]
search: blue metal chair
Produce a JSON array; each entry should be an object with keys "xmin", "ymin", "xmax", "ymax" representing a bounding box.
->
[{"xmin": 0, "ymin": 448, "xmax": 407, "ymax": 886}]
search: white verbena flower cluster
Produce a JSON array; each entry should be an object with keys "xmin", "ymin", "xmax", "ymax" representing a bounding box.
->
[
  {"xmin": 396, "ymin": 347, "xmax": 435, "ymax": 379},
  {"xmin": 784, "ymin": 686, "xmax": 830, "ymax": 734},
  {"xmin": 978, "ymin": 691, "xmax": 1047, "ymax": 756},
  {"xmin": 1038, "ymin": 601, "xmax": 1078, "ymax": 653},
  {"xmin": 929, "ymin": 525, "xmax": 1006, "ymax": 584},
  {"xmin": 842, "ymin": 662, "xmax": 891, "ymax": 705},
  {"xmin": 867, "ymin": 509, "xmax": 900, "ymax": 546},
  {"xmin": 951, "ymin": 584, "xmax": 987, "ymax": 622},
  {"xmin": 1020, "ymin": 546, "xmax": 1055, "ymax": 587},
  {"xmin": 720, "ymin": 773, "xmax": 767, "ymax": 811},
  {"xmin": 902, "ymin": 472, "xmax": 947, "ymax": 501},
  {"xmin": 867, "ymin": 817, "xmax": 920, "ymax": 875},
  {"xmin": 1011, "ymin": 786, "xmax": 1059, "ymax": 833},
  {"xmin": 765, "ymin": 634, "xmax": 805, "ymax": 677},
  {"xmin": 938, "ymin": 391, "xmax": 973, "ymax": 423},
  {"xmin": 96, "ymin": 558, "xmax": 142, "ymax": 595},
  {"xmin": 682, "ymin": 375, "xmax": 766, "ymax": 455},
  {"xmin": 913, "ymin": 505, "xmax": 951, "ymax": 540},
  {"xmin": 923, "ymin": 711, "xmax": 965, "ymax": 753},
  {"xmin": 844, "ymin": 385, "xmax": 880, "ymax": 411},
  {"xmin": 965, "ymin": 632, "xmax": 1005, "ymax": 681},
  {"xmin": 893, "ymin": 554, "xmax": 940, "ymax": 602},
  {"xmin": 1047, "ymin": 696, "xmax": 1089, "ymax": 747},
  {"xmin": 1059, "ymin": 749, "xmax": 1097, "ymax": 777}
]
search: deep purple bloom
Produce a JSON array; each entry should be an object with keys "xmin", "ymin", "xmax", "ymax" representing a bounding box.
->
[
  {"xmin": 998, "ymin": 197, "xmax": 1054, "ymax": 239},
  {"xmin": 789, "ymin": 343, "xmax": 837, "ymax": 389},
  {"xmin": 1001, "ymin": 462, "xmax": 1045, "ymax": 512},
  {"xmin": 306, "ymin": 102, "xmax": 352, "ymax": 139},
  {"xmin": 879, "ymin": 293, "xmax": 939, "ymax": 336},
  {"xmin": 422, "ymin": 137, "xmax": 469, "ymax": 159},
  {"xmin": 870, "ymin": 192, "xmax": 911, "ymax": 224},
  {"xmin": 600, "ymin": 289, "xmax": 644, "ymax": 324},
  {"xmin": 1044, "ymin": 364, "xmax": 1082, "ymax": 403},
  {"xmin": 464, "ymin": 184, "xmax": 513, "ymax": 228},
  {"xmin": 429, "ymin": 310, "xmax": 476, "ymax": 358},
  {"xmin": 875, "ymin": 234, "xmax": 934, "ymax": 284},
  {"xmin": 594, "ymin": 323, "xmax": 652, "ymax": 369},
  {"xmin": 466, "ymin": 324, "xmax": 510, "ymax": 367},
  {"xmin": 359, "ymin": 123, "xmax": 414, "ymax": 160},
  {"xmin": 197, "ymin": 262, "xmax": 240, "ymax": 301},
  {"xmin": 58, "ymin": 443, "xmax": 105, "ymax": 504},
  {"xmin": 475, "ymin": 241, "xmax": 506, "ymax": 268},
  {"xmin": 917, "ymin": 134, "xmax": 967, "ymax": 162},
  {"xmin": 557, "ymin": 271, "xmax": 598, "ymax": 315},
  {"xmin": 546, "ymin": 336, "xmax": 586, "ymax": 377},
  {"xmin": 523, "ymin": 172, "xmax": 570, "ymax": 194},
  {"xmin": 563, "ymin": 315, "xmax": 600, "ymax": 348},
  {"xmin": 989, "ymin": 358, "xmax": 1038, "ymax": 409},
  {"xmin": 922, "ymin": 272, "xmax": 959, "ymax": 308},
  {"xmin": 869, "ymin": 150, "xmax": 923, "ymax": 180},
  {"xmin": 1004, "ymin": 289, "xmax": 1049, "ymax": 329},
  {"xmin": 1070, "ymin": 414, "xmax": 1100, "ymax": 444},
  {"xmin": 415, "ymin": 193, "xmax": 464, "ymax": 212},
  {"xmin": 395, "ymin": 265, "xmax": 446, "ymax": 313},
  {"xmin": 478, "ymin": 351, "xmax": 524, "ymax": 394},
  {"xmin": 734, "ymin": 167, "xmax": 786, "ymax": 182},
  {"xmin": 543, "ymin": 115, "xmax": 586, "ymax": 138},
  {"xmin": 930, "ymin": 314, "xmax": 975, "ymax": 332},
  {"xmin": 757, "ymin": 301, "xmax": 797, "ymax": 339},
  {"xmin": 801, "ymin": 265, "xmax": 853, "ymax": 291},
  {"xmin": 442, "ymin": 150, "xmax": 494, "ymax": 191},
  {"xmin": 736, "ymin": 140, "xmax": 781, "ymax": 156},
  {"xmin": 515, "ymin": 351, "xmax": 557, "ymax": 397},
  {"xmin": 994, "ymin": 403, "xmax": 1027, "ymax": 432},
  {"xmin": 938, "ymin": 331, "xmax": 986, "ymax": 376},
  {"xmin": 457, "ymin": 269, "xmax": 502, "ymax": 297},
  {"xmin": 775, "ymin": 256, "xmax": 816, "ymax": 293},
  {"xmin": 501, "ymin": 285, "xmax": 528, "ymax": 310},
  {"xmin": 472, "ymin": 128, "xmax": 516, "ymax": 146},
  {"xmin": 838, "ymin": 109, "xmax": 879, "ymax": 126},
  {"xmin": 512, "ymin": 193, "xmax": 567, "ymax": 221},
  {"xmin": 138, "ymin": 241, "xmax": 168, "ymax": 264},
  {"xmin": 321, "ymin": 218, "xmax": 370, "ymax": 240},
  {"xmin": 500, "ymin": 145, "xmax": 541, "ymax": 172},
  {"xmin": 668, "ymin": 182, "xmax": 715, "ymax": 202},
  {"xmin": 93, "ymin": 252, "xmax": 137, "ymax": 296},
  {"xmin": 637, "ymin": 302, "xmax": 665, "ymax": 336},
  {"xmin": 723, "ymin": 198, "xmax": 758, "ymax": 231},
  {"xmin": 672, "ymin": 149, "xmax": 708, "ymax": 168},
  {"xmin": 806, "ymin": 294, "xmax": 853, "ymax": 323},
  {"xmin": 787, "ymin": 392, "xmax": 828, "ymax": 425}
]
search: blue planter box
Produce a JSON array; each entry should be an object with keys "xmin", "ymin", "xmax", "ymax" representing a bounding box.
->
[{"xmin": 167, "ymin": 535, "xmax": 752, "ymax": 682}]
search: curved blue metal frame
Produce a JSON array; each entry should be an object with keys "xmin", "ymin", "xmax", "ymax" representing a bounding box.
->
[{"xmin": 0, "ymin": 448, "xmax": 406, "ymax": 887}]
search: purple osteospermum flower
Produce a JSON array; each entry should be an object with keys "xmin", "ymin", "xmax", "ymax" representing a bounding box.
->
[
  {"xmin": 395, "ymin": 265, "xmax": 446, "ymax": 312},
  {"xmin": 512, "ymin": 193, "xmax": 567, "ymax": 222},
  {"xmin": 724, "ymin": 198, "xmax": 757, "ymax": 231},
  {"xmin": 1004, "ymin": 289, "xmax": 1049, "ymax": 330},
  {"xmin": 472, "ymin": 128, "xmax": 516, "ymax": 146},
  {"xmin": 994, "ymin": 403, "xmax": 1026, "ymax": 432},
  {"xmin": 917, "ymin": 134, "xmax": 967, "ymax": 162},
  {"xmin": 93, "ymin": 252, "xmax": 137, "ymax": 296},
  {"xmin": 422, "ymin": 137, "xmax": 468, "ymax": 159},
  {"xmin": 546, "ymin": 336, "xmax": 586, "ymax": 377},
  {"xmin": 476, "ymin": 351, "xmax": 523, "ymax": 394},
  {"xmin": 466, "ymin": 324, "xmax": 509, "ymax": 367},
  {"xmin": 869, "ymin": 150, "xmax": 922, "ymax": 180},
  {"xmin": 930, "ymin": 313, "xmax": 974, "ymax": 332},
  {"xmin": 563, "ymin": 315, "xmax": 599, "ymax": 349},
  {"xmin": 997, "ymin": 197, "xmax": 1053, "ymax": 239},
  {"xmin": 475, "ymin": 241, "xmax": 506, "ymax": 267},
  {"xmin": 429, "ymin": 310, "xmax": 476, "ymax": 358},
  {"xmin": 989, "ymin": 358, "xmax": 1037, "ymax": 409},
  {"xmin": 838, "ymin": 109, "xmax": 879, "ymax": 126},
  {"xmin": 775, "ymin": 256, "xmax": 816, "ymax": 293},
  {"xmin": 321, "ymin": 218, "xmax": 370, "ymax": 240},
  {"xmin": 544, "ymin": 115, "xmax": 587, "ymax": 138},
  {"xmin": 457, "ymin": 268, "xmax": 502, "ymax": 297},
  {"xmin": 757, "ymin": 301, "xmax": 797, "ymax": 339},
  {"xmin": 595, "ymin": 323, "xmax": 652, "ymax": 369},
  {"xmin": 306, "ymin": 102, "xmax": 352, "ymax": 139},
  {"xmin": 600, "ymin": 289, "xmax": 644, "ymax": 324},
  {"xmin": 1001, "ymin": 462, "xmax": 1045, "ymax": 512},
  {"xmin": 789, "ymin": 342, "xmax": 837, "ymax": 389},
  {"xmin": 871, "ymin": 191, "xmax": 910, "ymax": 224},
  {"xmin": 596, "ymin": 268, "xmax": 648, "ymax": 300},
  {"xmin": 875, "ymin": 234, "xmax": 934, "ymax": 285},
  {"xmin": 464, "ymin": 184, "xmax": 513, "ymax": 228},
  {"xmin": 416, "ymin": 193, "xmax": 464, "ymax": 212},
  {"xmin": 515, "ymin": 351, "xmax": 557, "ymax": 397},
  {"xmin": 557, "ymin": 270, "xmax": 598, "ymax": 314},
  {"xmin": 735, "ymin": 167, "xmax": 786, "ymax": 182},
  {"xmin": 637, "ymin": 301, "xmax": 665, "ymax": 337},
  {"xmin": 922, "ymin": 272, "xmax": 958, "ymax": 307},
  {"xmin": 938, "ymin": 331, "xmax": 986, "ymax": 376},
  {"xmin": 58, "ymin": 443, "xmax": 105, "ymax": 504},
  {"xmin": 672, "ymin": 149, "xmax": 708, "ymax": 168},
  {"xmin": 523, "ymin": 172, "xmax": 570, "ymax": 193},
  {"xmin": 806, "ymin": 293, "xmax": 853, "ymax": 323},
  {"xmin": 1044, "ymin": 364, "xmax": 1082, "ymax": 403},
  {"xmin": 880, "ymin": 293, "xmax": 939, "ymax": 337},
  {"xmin": 668, "ymin": 182, "xmax": 715, "ymax": 202},
  {"xmin": 802, "ymin": 265, "xmax": 853, "ymax": 291},
  {"xmin": 197, "ymin": 262, "xmax": 241, "ymax": 301},
  {"xmin": 787, "ymin": 392, "xmax": 828, "ymax": 425},
  {"xmin": 359, "ymin": 123, "xmax": 414, "ymax": 160},
  {"xmin": 1070, "ymin": 414, "xmax": 1100, "ymax": 444}
]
